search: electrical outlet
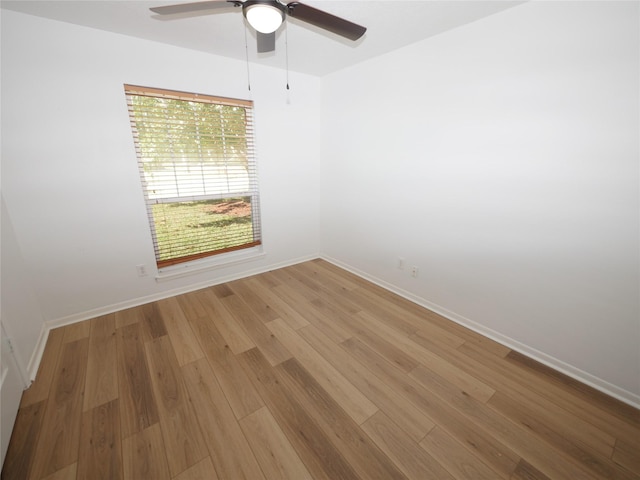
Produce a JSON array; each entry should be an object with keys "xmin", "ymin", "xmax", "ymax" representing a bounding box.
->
[
  {"xmin": 136, "ymin": 264, "xmax": 148, "ymax": 277},
  {"xmin": 411, "ymin": 266, "xmax": 419, "ymax": 278},
  {"xmin": 397, "ymin": 257, "xmax": 405, "ymax": 270}
]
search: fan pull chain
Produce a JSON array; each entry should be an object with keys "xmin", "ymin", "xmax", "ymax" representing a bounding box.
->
[
  {"xmin": 243, "ymin": 22, "xmax": 251, "ymax": 91},
  {"xmin": 285, "ymin": 22, "xmax": 290, "ymax": 91}
]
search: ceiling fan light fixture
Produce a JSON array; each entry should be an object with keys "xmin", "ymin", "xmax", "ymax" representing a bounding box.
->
[{"xmin": 243, "ymin": 1, "xmax": 285, "ymax": 34}]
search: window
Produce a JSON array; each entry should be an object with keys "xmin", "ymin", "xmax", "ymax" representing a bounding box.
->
[{"xmin": 125, "ymin": 84, "xmax": 261, "ymax": 268}]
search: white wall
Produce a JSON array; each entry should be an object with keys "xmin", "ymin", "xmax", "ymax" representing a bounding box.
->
[
  {"xmin": 2, "ymin": 10, "xmax": 322, "ymax": 333},
  {"xmin": 321, "ymin": 1, "xmax": 639, "ymax": 403}
]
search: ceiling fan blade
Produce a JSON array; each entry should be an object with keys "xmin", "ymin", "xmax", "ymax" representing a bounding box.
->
[
  {"xmin": 286, "ymin": 2, "xmax": 366, "ymax": 41},
  {"xmin": 257, "ymin": 32, "xmax": 276, "ymax": 53},
  {"xmin": 150, "ymin": 1, "xmax": 238, "ymax": 15}
]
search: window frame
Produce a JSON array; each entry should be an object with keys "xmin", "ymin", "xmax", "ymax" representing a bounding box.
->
[{"xmin": 124, "ymin": 84, "xmax": 262, "ymax": 270}]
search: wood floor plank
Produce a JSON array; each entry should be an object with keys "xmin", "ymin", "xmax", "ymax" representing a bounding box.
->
[
  {"xmin": 276, "ymin": 265, "xmax": 353, "ymax": 310},
  {"xmin": 176, "ymin": 290, "xmax": 208, "ymax": 322},
  {"xmin": 83, "ymin": 314, "xmax": 118, "ymax": 411},
  {"xmin": 349, "ymin": 286, "xmax": 452, "ymax": 340},
  {"xmin": 137, "ymin": 302, "xmax": 168, "ymax": 343},
  {"xmin": 299, "ymin": 324, "xmax": 435, "ymax": 442},
  {"xmin": 309, "ymin": 259, "xmax": 374, "ymax": 288},
  {"xmin": 196, "ymin": 288, "xmax": 255, "ymax": 354},
  {"xmin": 361, "ymin": 410, "xmax": 453, "ymax": 480},
  {"xmin": 253, "ymin": 269, "xmax": 282, "ymax": 288},
  {"xmin": 227, "ymin": 278, "xmax": 281, "ymax": 323},
  {"xmin": 268, "ymin": 268, "xmax": 318, "ymax": 301},
  {"xmin": 144, "ymin": 335, "xmax": 208, "ymax": 477},
  {"xmin": 173, "ymin": 457, "xmax": 219, "ymax": 480},
  {"xmin": 296, "ymin": 259, "xmax": 362, "ymax": 292},
  {"xmin": 186, "ymin": 313, "xmax": 264, "ymax": 419},
  {"xmin": 266, "ymin": 317, "xmax": 378, "ymax": 425},
  {"xmin": 409, "ymin": 364, "xmax": 604, "ymax": 480},
  {"xmin": 420, "ymin": 426, "xmax": 503, "ymax": 480},
  {"xmin": 339, "ymin": 284, "xmax": 424, "ymax": 336},
  {"xmin": 61, "ymin": 321, "xmax": 90, "ymax": 344},
  {"xmin": 412, "ymin": 332, "xmax": 617, "ymax": 457},
  {"xmin": 358, "ymin": 310, "xmax": 496, "ymax": 403},
  {"xmin": 41, "ymin": 463, "xmax": 77, "ymax": 480},
  {"xmin": 115, "ymin": 322, "xmax": 159, "ymax": 437},
  {"xmin": 277, "ymin": 356, "xmax": 408, "ymax": 480},
  {"xmin": 488, "ymin": 391, "xmax": 634, "ymax": 479},
  {"xmin": 19, "ymin": 327, "xmax": 65, "ymax": 408},
  {"xmin": 270, "ymin": 283, "xmax": 353, "ymax": 343},
  {"xmin": 181, "ymin": 358, "xmax": 265, "ymax": 480},
  {"xmin": 220, "ymin": 292, "xmax": 292, "ymax": 366},
  {"xmin": 29, "ymin": 338, "xmax": 89, "ymax": 479},
  {"xmin": 612, "ymin": 439, "xmax": 640, "ymax": 476},
  {"xmin": 1, "ymin": 400, "xmax": 46, "ymax": 479},
  {"xmin": 121, "ymin": 424, "xmax": 171, "ymax": 480},
  {"xmin": 308, "ymin": 293, "xmax": 363, "ymax": 334},
  {"xmin": 353, "ymin": 282, "xmax": 511, "ymax": 358},
  {"xmin": 114, "ymin": 307, "xmax": 139, "ymax": 329},
  {"xmin": 342, "ymin": 336, "xmax": 521, "ymax": 479},
  {"xmin": 459, "ymin": 341, "xmax": 639, "ymax": 447},
  {"xmin": 77, "ymin": 399, "xmax": 122, "ymax": 480},
  {"xmin": 341, "ymin": 310, "xmax": 420, "ymax": 373},
  {"xmin": 237, "ymin": 347, "xmax": 360, "ymax": 480},
  {"xmin": 506, "ymin": 351, "xmax": 640, "ymax": 428},
  {"xmin": 243, "ymin": 276, "xmax": 310, "ymax": 329},
  {"xmin": 284, "ymin": 264, "xmax": 363, "ymax": 317},
  {"xmin": 510, "ymin": 459, "xmax": 552, "ymax": 480},
  {"xmin": 409, "ymin": 319, "xmax": 468, "ymax": 350},
  {"xmin": 210, "ymin": 283, "xmax": 235, "ymax": 298},
  {"xmin": 156, "ymin": 296, "xmax": 204, "ymax": 366},
  {"xmin": 239, "ymin": 407, "xmax": 313, "ymax": 480}
]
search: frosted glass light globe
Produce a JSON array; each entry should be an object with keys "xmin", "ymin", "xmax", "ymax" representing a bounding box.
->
[{"xmin": 245, "ymin": 4, "xmax": 284, "ymax": 34}]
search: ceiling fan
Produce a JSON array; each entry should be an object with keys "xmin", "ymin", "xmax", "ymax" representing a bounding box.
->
[{"xmin": 150, "ymin": 0, "xmax": 367, "ymax": 53}]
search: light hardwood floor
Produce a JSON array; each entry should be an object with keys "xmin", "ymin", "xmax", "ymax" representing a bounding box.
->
[{"xmin": 2, "ymin": 259, "xmax": 639, "ymax": 479}]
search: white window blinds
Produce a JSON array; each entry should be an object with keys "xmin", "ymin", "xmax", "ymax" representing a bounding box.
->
[{"xmin": 125, "ymin": 84, "xmax": 262, "ymax": 268}]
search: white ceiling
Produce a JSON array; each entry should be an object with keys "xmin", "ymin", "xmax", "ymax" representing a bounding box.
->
[{"xmin": 1, "ymin": 0, "xmax": 525, "ymax": 76}]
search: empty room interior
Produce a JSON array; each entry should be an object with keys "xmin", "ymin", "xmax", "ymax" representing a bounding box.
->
[{"xmin": 1, "ymin": 0, "xmax": 639, "ymax": 479}]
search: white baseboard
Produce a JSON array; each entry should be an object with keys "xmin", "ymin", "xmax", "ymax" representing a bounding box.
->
[
  {"xmin": 29, "ymin": 253, "xmax": 318, "ymax": 381},
  {"xmin": 45, "ymin": 253, "xmax": 318, "ymax": 331},
  {"xmin": 321, "ymin": 255, "xmax": 640, "ymax": 409},
  {"xmin": 26, "ymin": 327, "xmax": 49, "ymax": 383},
  {"xmin": 29, "ymin": 253, "xmax": 640, "ymax": 409}
]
